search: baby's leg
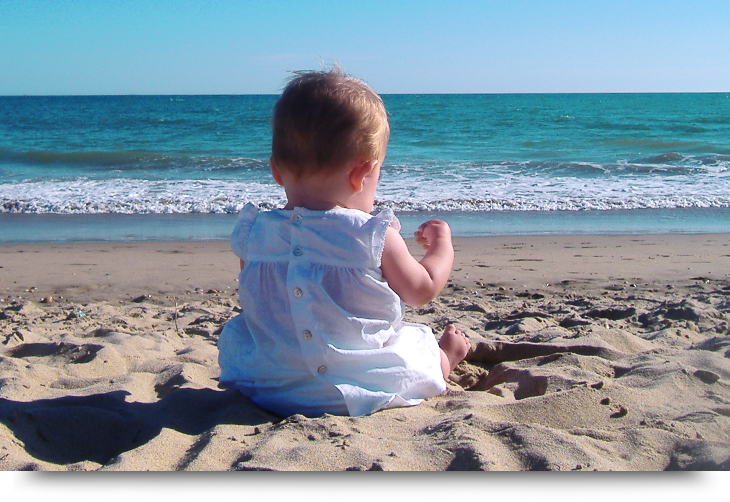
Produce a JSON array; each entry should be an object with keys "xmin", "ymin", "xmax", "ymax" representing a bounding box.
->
[{"xmin": 438, "ymin": 325, "xmax": 470, "ymax": 380}]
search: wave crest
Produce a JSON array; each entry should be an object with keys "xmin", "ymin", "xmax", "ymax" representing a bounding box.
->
[{"xmin": 2, "ymin": 176, "xmax": 730, "ymax": 214}]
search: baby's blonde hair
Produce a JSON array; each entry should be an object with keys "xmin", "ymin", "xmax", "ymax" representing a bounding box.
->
[{"xmin": 271, "ymin": 67, "xmax": 390, "ymax": 178}]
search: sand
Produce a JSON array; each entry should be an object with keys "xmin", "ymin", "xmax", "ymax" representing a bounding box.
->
[{"xmin": 1, "ymin": 234, "xmax": 729, "ymax": 471}]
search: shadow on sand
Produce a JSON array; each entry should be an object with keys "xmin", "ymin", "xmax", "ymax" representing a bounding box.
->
[{"xmin": 0, "ymin": 387, "xmax": 277, "ymax": 467}]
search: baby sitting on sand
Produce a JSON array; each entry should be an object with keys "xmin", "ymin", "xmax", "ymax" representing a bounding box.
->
[{"xmin": 218, "ymin": 68, "xmax": 470, "ymax": 417}]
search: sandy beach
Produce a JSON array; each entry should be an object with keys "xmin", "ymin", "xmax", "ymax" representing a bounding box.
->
[{"xmin": 1, "ymin": 234, "xmax": 729, "ymax": 471}]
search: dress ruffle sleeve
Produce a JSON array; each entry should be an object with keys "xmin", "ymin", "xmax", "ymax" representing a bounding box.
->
[
  {"xmin": 370, "ymin": 208, "xmax": 401, "ymax": 267},
  {"xmin": 230, "ymin": 203, "xmax": 260, "ymax": 261}
]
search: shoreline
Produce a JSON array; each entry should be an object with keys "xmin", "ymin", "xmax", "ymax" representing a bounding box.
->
[
  {"xmin": 2, "ymin": 206, "xmax": 729, "ymax": 244},
  {"xmin": 1, "ymin": 233, "xmax": 729, "ymax": 304},
  {"xmin": 1, "ymin": 233, "xmax": 729, "ymax": 470}
]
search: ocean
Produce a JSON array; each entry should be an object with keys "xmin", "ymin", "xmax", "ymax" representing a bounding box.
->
[{"xmin": 1, "ymin": 93, "xmax": 729, "ymax": 243}]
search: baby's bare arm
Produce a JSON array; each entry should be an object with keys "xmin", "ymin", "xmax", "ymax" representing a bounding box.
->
[{"xmin": 380, "ymin": 220, "xmax": 454, "ymax": 307}]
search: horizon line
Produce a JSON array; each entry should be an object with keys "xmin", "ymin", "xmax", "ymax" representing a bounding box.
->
[{"xmin": 3, "ymin": 90, "xmax": 730, "ymax": 98}]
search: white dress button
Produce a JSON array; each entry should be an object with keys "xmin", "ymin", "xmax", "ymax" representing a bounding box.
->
[
  {"xmin": 317, "ymin": 365, "xmax": 327, "ymax": 375},
  {"xmin": 302, "ymin": 330, "xmax": 312, "ymax": 340},
  {"xmin": 293, "ymin": 245, "xmax": 303, "ymax": 256},
  {"xmin": 292, "ymin": 214, "xmax": 303, "ymax": 225},
  {"xmin": 293, "ymin": 287, "xmax": 303, "ymax": 298}
]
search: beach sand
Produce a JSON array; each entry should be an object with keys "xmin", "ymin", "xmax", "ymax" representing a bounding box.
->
[{"xmin": 1, "ymin": 234, "xmax": 729, "ymax": 471}]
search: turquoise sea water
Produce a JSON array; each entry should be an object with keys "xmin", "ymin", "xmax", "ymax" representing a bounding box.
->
[{"xmin": 1, "ymin": 93, "xmax": 729, "ymax": 243}]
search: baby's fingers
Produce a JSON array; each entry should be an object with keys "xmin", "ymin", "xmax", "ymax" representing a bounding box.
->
[
  {"xmin": 414, "ymin": 226, "xmax": 430, "ymax": 249},
  {"xmin": 414, "ymin": 236, "xmax": 429, "ymax": 249},
  {"xmin": 418, "ymin": 220, "xmax": 451, "ymax": 240}
]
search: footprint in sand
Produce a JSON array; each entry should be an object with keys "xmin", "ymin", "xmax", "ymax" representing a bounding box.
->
[{"xmin": 6, "ymin": 342, "xmax": 104, "ymax": 365}]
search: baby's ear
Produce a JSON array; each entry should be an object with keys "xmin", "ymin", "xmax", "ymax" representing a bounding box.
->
[
  {"xmin": 270, "ymin": 158, "xmax": 285, "ymax": 186},
  {"xmin": 349, "ymin": 159, "xmax": 378, "ymax": 192}
]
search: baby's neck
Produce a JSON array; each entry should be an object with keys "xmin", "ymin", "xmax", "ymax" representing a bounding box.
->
[
  {"xmin": 283, "ymin": 200, "xmax": 343, "ymax": 211},
  {"xmin": 278, "ymin": 164, "xmax": 375, "ymax": 213},
  {"xmin": 282, "ymin": 176, "xmax": 358, "ymax": 212},
  {"xmin": 281, "ymin": 176, "xmax": 344, "ymax": 210}
]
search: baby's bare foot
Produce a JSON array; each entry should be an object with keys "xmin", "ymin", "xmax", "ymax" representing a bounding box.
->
[{"xmin": 438, "ymin": 325, "xmax": 470, "ymax": 379}]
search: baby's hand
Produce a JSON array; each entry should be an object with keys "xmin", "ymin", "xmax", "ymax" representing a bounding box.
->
[{"xmin": 414, "ymin": 220, "xmax": 452, "ymax": 250}]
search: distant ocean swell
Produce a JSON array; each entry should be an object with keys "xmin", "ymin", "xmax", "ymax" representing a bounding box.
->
[{"xmin": 0, "ymin": 147, "xmax": 268, "ymax": 178}]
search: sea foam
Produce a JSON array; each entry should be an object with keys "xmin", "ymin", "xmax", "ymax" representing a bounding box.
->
[{"xmin": 2, "ymin": 166, "xmax": 729, "ymax": 214}]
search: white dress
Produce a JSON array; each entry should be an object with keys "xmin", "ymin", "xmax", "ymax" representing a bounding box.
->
[{"xmin": 218, "ymin": 203, "xmax": 446, "ymax": 417}]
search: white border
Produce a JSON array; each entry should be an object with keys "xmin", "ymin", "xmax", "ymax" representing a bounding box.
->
[{"xmin": 0, "ymin": 471, "xmax": 13, "ymax": 502}]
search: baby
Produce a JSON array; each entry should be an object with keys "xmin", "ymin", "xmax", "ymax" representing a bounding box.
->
[{"xmin": 218, "ymin": 68, "xmax": 470, "ymax": 417}]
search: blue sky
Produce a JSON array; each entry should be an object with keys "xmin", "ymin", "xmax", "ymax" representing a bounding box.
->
[{"xmin": 1, "ymin": 0, "xmax": 729, "ymax": 95}]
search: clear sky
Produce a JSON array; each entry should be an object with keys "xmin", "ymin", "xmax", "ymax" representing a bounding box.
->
[{"xmin": 1, "ymin": 0, "xmax": 729, "ymax": 95}]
